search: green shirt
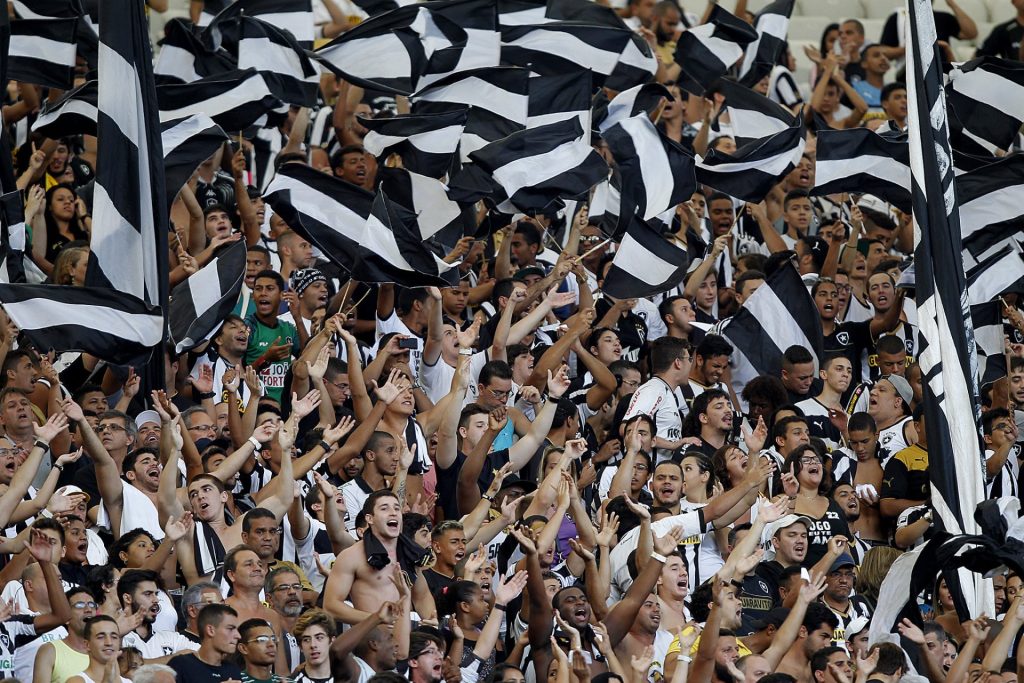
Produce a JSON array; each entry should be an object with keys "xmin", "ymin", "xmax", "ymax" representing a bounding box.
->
[{"xmin": 244, "ymin": 314, "xmax": 301, "ymax": 403}]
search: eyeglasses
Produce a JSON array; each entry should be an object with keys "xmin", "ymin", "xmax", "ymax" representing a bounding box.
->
[
  {"xmin": 326, "ymin": 379, "xmax": 350, "ymax": 391},
  {"xmin": 188, "ymin": 424, "xmax": 216, "ymax": 433},
  {"xmin": 96, "ymin": 423, "xmax": 126, "ymax": 433},
  {"xmin": 247, "ymin": 635, "xmax": 279, "ymax": 644},
  {"xmin": 72, "ymin": 601, "xmax": 99, "ymax": 610},
  {"xmin": 272, "ymin": 583, "xmax": 303, "ymax": 593},
  {"xmin": 487, "ymin": 387, "xmax": 511, "ymax": 400},
  {"xmin": 798, "ymin": 456, "xmax": 822, "ymax": 464},
  {"xmin": 620, "ymin": 378, "xmax": 640, "ymax": 388},
  {"xmin": 580, "ymin": 235, "xmax": 604, "ymax": 244}
]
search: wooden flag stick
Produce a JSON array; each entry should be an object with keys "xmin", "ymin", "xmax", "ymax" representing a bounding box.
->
[
  {"xmin": 580, "ymin": 237, "xmax": 612, "ymax": 260},
  {"xmin": 343, "ymin": 288, "xmax": 372, "ymax": 318}
]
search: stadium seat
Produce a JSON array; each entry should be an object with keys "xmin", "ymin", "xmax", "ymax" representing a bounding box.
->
[
  {"xmin": 986, "ymin": 0, "xmax": 1018, "ymax": 23},
  {"xmin": 797, "ymin": 0, "xmax": 868, "ymax": 20},
  {"xmin": 860, "ymin": 17, "xmax": 887, "ymax": 41},
  {"xmin": 789, "ymin": 16, "xmax": 832, "ymax": 42},
  {"xmin": 862, "ymin": 0, "xmax": 899, "ymax": 19}
]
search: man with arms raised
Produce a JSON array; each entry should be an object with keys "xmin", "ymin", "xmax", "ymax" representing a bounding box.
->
[{"xmin": 324, "ymin": 489, "xmax": 435, "ymax": 624}]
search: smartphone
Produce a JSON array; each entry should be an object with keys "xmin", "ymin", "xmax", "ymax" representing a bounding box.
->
[{"xmin": 398, "ymin": 337, "xmax": 418, "ymax": 350}]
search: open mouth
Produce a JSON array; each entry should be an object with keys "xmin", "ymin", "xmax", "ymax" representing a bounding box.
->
[
  {"xmin": 385, "ymin": 519, "xmax": 400, "ymax": 532},
  {"xmin": 823, "ymin": 302, "xmax": 834, "ymax": 313},
  {"xmin": 573, "ymin": 606, "xmax": 587, "ymax": 623}
]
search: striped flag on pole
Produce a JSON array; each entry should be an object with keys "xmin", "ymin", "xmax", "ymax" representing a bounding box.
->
[
  {"xmin": 169, "ymin": 240, "xmax": 246, "ymax": 354},
  {"xmin": 602, "ymin": 215, "xmax": 690, "ymax": 299},
  {"xmin": 77, "ymin": 0, "xmax": 167, "ymax": 375},
  {"xmin": 905, "ymin": 0, "xmax": 989, "ymax": 616},
  {"xmin": 738, "ymin": 0, "xmax": 795, "ymax": 86}
]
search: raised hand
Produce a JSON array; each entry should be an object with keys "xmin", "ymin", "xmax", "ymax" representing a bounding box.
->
[
  {"xmin": 26, "ymin": 528, "xmax": 54, "ymax": 563},
  {"xmin": 568, "ymin": 537, "xmax": 595, "ymax": 562},
  {"xmin": 462, "ymin": 543, "xmax": 487, "ymax": 578},
  {"xmin": 292, "ymin": 390, "xmax": 322, "ymax": 420},
  {"xmin": 54, "ymin": 447, "xmax": 83, "ymax": 470},
  {"xmin": 563, "ymin": 438, "xmax": 588, "ymax": 461},
  {"xmin": 630, "ymin": 645, "xmax": 655, "ymax": 676},
  {"xmin": 498, "ymin": 494, "xmax": 523, "ymax": 524},
  {"xmin": 781, "ymin": 463, "xmax": 800, "ymax": 496},
  {"xmin": 190, "ymin": 364, "xmax": 214, "ymax": 395},
  {"xmin": 653, "ymin": 526, "xmax": 685, "ymax": 555},
  {"xmin": 243, "ymin": 366, "xmax": 262, "ymax": 395},
  {"xmin": 488, "ymin": 406, "xmax": 508, "ymax": 432},
  {"xmin": 509, "ymin": 525, "xmax": 538, "ymax": 556},
  {"xmin": 897, "ymin": 617, "xmax": 925, "ymax": 645},
  {"xmin": 251, "ymin": 420, "xmax": 278, "ymax": 444},
  {"xmin": 743, "ymin": 416, "xmax": 768, "ymax": 453},
  {"xmin": 734, "ymin": 548, "xmax": 764, "ymax": 577},
  {"xmin": 164, "ymin": 511, "xmax": 195, "ymax": 543},
  {"xmin": 308, "ymin": 344, "xmax": 331, "ymax": 381},
  {"xmin": 398, "ymin": 440, "xmax": 416, "ymax": 472},
  {"xmin": 323, "ymin": 415, "xmax": 355, "ymax": 445},
  {"xmin": 495, "ymin": 570, "xmax": 529, "ymax": 606},
  {"xmin": 278, "ymin": 414, "xmax": 300, "ymax": 449},
  {"xmin": 799, "ymin": 570, "xmax": 827, "ymax": 603},
  {"xmin": 60, "ymin": 397, "xmax": 85, "ymax": 424},
  {"xmin": 374, "ymin": 368, "xmax": 405, "ymax": 405},
  {"xmin": 595, "ymin": 509, "xmax": 620, "ymax": 547},
  {"xmin": 547, "ymin": 366, "xmax": 570, "ymax": 398},
  {"xmin": 377, "ymin": 600, "xmax": 399, "ymax": 626},
  {"xmin": 223, "ymin": 368, "xmax": 240, "ymax": 394},
  {"xmin": 621, "ymin": 491, "xmax": 651, "ymax": 521},
  {"xmin": 33, "ymin": 412, "xmax": 68, "ymax": 444}
]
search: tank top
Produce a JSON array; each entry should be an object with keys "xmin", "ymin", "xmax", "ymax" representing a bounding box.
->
[{"xmin": 50, "ymin": 640, "xmax": 91, "ymax": 683}]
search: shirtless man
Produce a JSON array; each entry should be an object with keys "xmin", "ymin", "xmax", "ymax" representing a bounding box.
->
[
  {"xmin": 223, "ymin": 546, "xmax": 287, "ymax": 673},
  {"xmin": 324, "ymin": 489, "xmax": 435, "ymax": 624},
  {"xmin": 836, "ymin": 414, "xmax": 882, "ymax": 541},
  {"xmin": 159, "ymin": 391, "xmax": 312, "ymax": 581},
  {"xmin": 775, "ymin": 603, "xmax": 840, "ymax": 683}
]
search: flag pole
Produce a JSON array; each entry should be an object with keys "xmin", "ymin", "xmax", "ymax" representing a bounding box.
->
[{"xmin": 580, "ymin": 237, "xmax": 612, "ymax": 260}]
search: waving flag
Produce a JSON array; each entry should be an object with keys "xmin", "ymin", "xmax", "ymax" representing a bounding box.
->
[{"xmin": 905, "ymin": 0, "xmax": 988, "ymax": 617}]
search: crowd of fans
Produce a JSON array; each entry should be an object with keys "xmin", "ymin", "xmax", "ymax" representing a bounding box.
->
[{"xmin": 0, "ymin": 0, "xmax": 1022, "ymax": 682}]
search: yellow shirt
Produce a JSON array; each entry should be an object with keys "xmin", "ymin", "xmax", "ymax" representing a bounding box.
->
[{"xmin": 666, "ymin": 625, "xmax": 753, "ymax": 657}]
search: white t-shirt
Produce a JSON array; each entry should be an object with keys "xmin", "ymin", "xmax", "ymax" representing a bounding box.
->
[
  {"xmin": 12, "ymin": 627, "xmax": 66, "ymax": 682},
  {"xmin": 340, "ymin": 479, "xmax": 372, "ymax": 533},
  {"xmin": 189, "ymin": 352, "xmax": 251, "ymax": 407},
  {"xmin": 421, "ymin": 350, "xmax": 489, "ymax": 404},
  {"xmin": 624, "ymin": 377, "xmax": 684, "ymax": 461},
  {"xmin": 121, "ymin": 629, "xmax": 198, "ymax": 660},
  {"xmin": 609, "ymin": 509, "xmax": 709, "ymax": 601}
]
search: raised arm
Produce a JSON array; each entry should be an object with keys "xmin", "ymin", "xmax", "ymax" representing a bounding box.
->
[
  {"xmin": 0, "ymin": 414, "xmax": 66, "ymax": 529},
  {"xmin": 604, "ymin": 528, "xmax": 682, "ymax": 644}
]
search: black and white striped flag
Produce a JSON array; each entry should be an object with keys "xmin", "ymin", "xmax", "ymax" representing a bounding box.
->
[
  {"xmin": 602, "ymin": 215, "xmax": 689, "ymax": 299},
  {"xmin": 169, "ymin": 240, "xmax": 246, "ymax": 354},
  {"xmin": 673, "ymin": 4, "xmax": 758, "ymax": 95},
  {"xmin": 947, "ymin": 57, "xmax": 1024, "ymax": 156},
  {"xmin": 716, "ymin": 78, "xmax": 796, "ymax": 147},
  {"xmin": 202, "ymin": 0, "xmax": 314, "ymax": 50},
  {"xmin": 812, "ymin": 124, "xmax": 911, "ymax": 213},
  {"xmin": 360, "ymin": 108, "xmax": 468, "ymax": 179},
  {"xmin": 499, "ymin": 22, "xmax": 655, "ymax": 89},
  {"xmin": 721, "ymin": 263, "xmax": 823, "ymax": 382},
  {"xmin": 264, "ymin": 162, "xmax": 375, "ymax": 273},
  {"xmin": 468, "ymin": 117, "xmax": 608, "ymax": 213},
  {"xmin": 412, "ymin": 66, "xmax": 529, "ymax": 159},
  {"xmin": 154, "ymin": 18, "xmax": 236, "ymax": 86},
  {"xmin": 0, "ymin": 192, "xmax": 26, "ymax": 285},
  {"xmin": 604, "ymin": 114, "xmax": 695, "ymax": 225},
  {"xmin": 527, "ymin": 69, "xmax": 592, "ymax": 130},
  {"xmin": 354, "ymin": 190, "xmax": 459, "ymax": 287},
  {"xmin": 957, "ymin": 154, "xmax": 1024, "ymax": 267},
  {"xmin": 738, "ymin": 0, "xmax": 795, "ymax": 86},
  {"xmin": 972, "ymin": 301, "xmax": 1006, "ymax": 386},
  {"xmin": 0, "ymin": 284, "xmax": 163, "ymax": 362},
  {"xmin": 162, "ymin": 114, "xmax": 229, "ymax": 210},
  {"xmin": 596, "ymin": 82, "xmax": 672, "ymax": 133},
  {"xmin": 8, "ymin": 17, "xmax": 77, "ymax": 89},
  {"xmin": 313, "ymin": 5, "xmax": 444, "ymax": 95},
  {"xmin": 696, "ymin": 116, "xmax": 805, "ymax": 202},
  {"xmin": 238, "ymin": 15, "xmax": 319, "ymax": 107},
  {"xmin": 378, "ymin": 166, "xmax": 471, "ymax": 249},
  {"xmin": 905, "ymin": 0, "xmax": 988, "ymax": 615},
  {"xmin": 31, "ymin": 79, "xmax": 97, "ymax": 139},
  {"xmin": 157, "ymin": 69, "xmax": 283, "ymax": 132},
  {"xmin": 965, "ymin": 240, "xmax": 1024, "ymax": 306}
]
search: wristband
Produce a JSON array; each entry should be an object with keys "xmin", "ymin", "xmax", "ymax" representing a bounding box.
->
[
  {"xmin": 493, "ymin": 603, "xmax": 507, "ymax": 611},
  {"xmin": 36, "ymin": 378, "xmax": 51, "ymax": 389},
  {"xmin": 34, "ymin": 440, "xmax": 49, "ymax": 451},
  {"xmin": 651, "ymin": 551, "xmax": 668, "ymax": 564},
  {"xmin": 458, "ymin": 348, "xmax": 473, "ymax": 356},
  {"xmin": 248, "ymin": 436, "xmax": 263, "ymax": 451},
  {"xmin": 677, "ymin": 655, "xmax": 692, "ymax": 663},
  {"xmin": 53, "ymin": 463, "xmax": 63, "ymax": 472},
  {"xmin": 317, "ymin": 440, "xmax": 332, "ymax": 452},
  {"xmin": 196, "ymin": 391, "xmax": 216, "ymax": 400}
]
